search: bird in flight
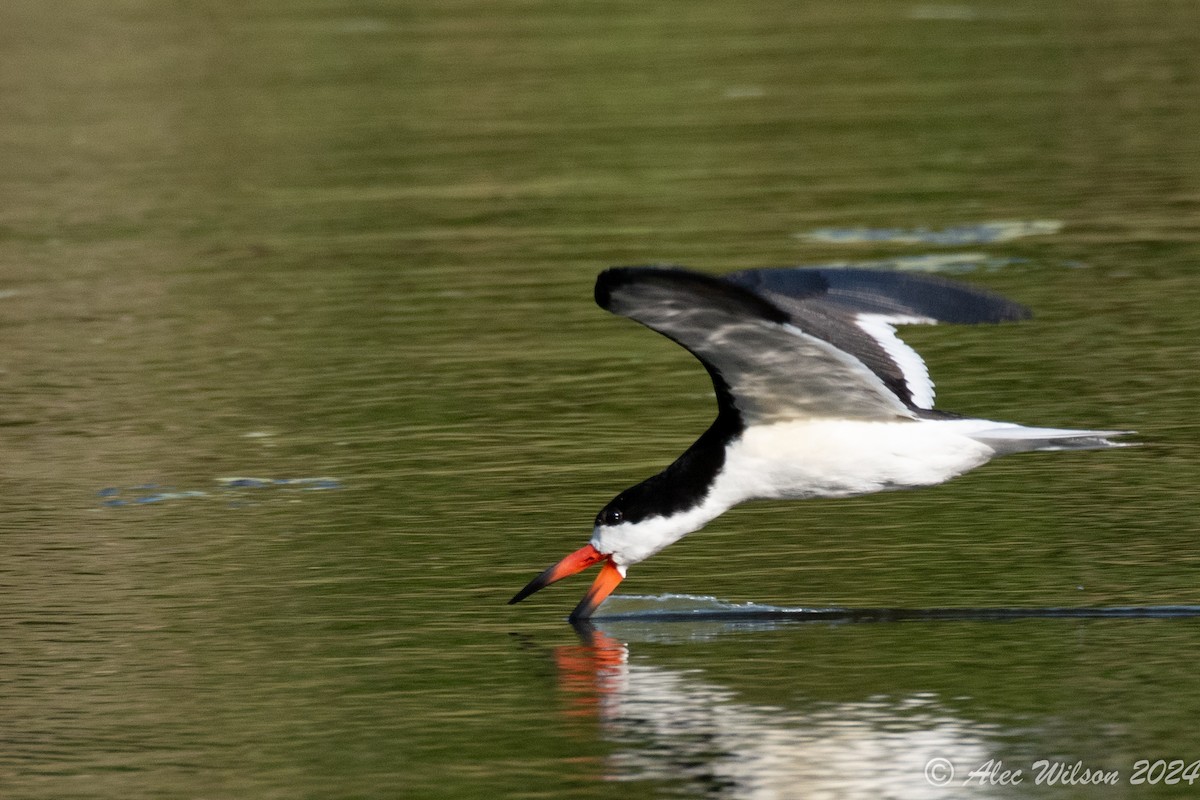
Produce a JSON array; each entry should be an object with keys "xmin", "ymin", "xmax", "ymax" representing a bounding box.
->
[{"xmin": 509, "ymin": 266, "xmax": 1129, "ymax": 620}]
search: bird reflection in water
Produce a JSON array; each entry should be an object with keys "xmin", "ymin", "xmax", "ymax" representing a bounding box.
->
[{"xmin": 544, "ymin": 621, "xmax": 1001, "ymax": 799}]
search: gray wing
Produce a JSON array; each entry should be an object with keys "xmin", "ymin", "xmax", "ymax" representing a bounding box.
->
[
  {"xmin": 595, "ymin": 267, "xmax": 915, "ymax": 424},
  {"xmin": 725, "ymin": 267, "xmax": 1032, "ymax": 409}
]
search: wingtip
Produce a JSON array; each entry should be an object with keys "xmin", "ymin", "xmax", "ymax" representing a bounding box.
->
[
  {"xmin": 595, "ymin": 265, "xmax": 791, "ymax": 325},
  {"xmin": 595, "ymin": 265, "xmax": 679, "ymax": 310},
  {"xmin": 593, "ymin": 267, "xmax": 624, "ymax": 309}
]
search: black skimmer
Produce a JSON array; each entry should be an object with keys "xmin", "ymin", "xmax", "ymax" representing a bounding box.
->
[{"xmin": 509, "ymin": 266, "xmax": 1130, "ymax": 620}]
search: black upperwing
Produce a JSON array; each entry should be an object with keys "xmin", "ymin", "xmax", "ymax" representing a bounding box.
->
[
  {"xmin": 594, "ymin": 266, "xmax": 916, "ymax": 425},
  {"xmin": 724, "ymin": 267, "xmax": 1032, "ymax": 323}
]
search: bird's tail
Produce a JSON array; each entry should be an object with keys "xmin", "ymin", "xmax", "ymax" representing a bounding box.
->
[{"xmin": 968, "ymin": 424, "xmax": 1136, "ymax": 456}]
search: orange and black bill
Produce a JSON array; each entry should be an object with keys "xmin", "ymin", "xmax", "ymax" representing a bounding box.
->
[{"xmin": 508, "ymin": 543, "xmax": 625, "ymax": 620}]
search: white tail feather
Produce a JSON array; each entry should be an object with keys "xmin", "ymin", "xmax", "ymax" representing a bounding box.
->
[{"xmin": 968, "ymin": 425, "xmax": 1135, "ymax": 455}]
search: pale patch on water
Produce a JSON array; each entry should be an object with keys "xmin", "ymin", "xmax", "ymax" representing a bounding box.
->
[
  {"xmin": 724, "ymin": 85, "xmax": 767, "ymax": 99},
  {"xmin": 798, "ymin": 220, "xmax": 1063, "ymax": 245},
  {"xmin": 805, "ymin": 253, "xmax": 1029, "ymax": 273},
  {"xmin": 908, "ymin": 4, "xmax": 980, "ymax": 21},
  {"xmin": 98, "ymin": 477, "xmax": 343, "ymax": 506},
  {"xmin": 335, "ymin": 17, "xmax": 391, "ymax": 34}
]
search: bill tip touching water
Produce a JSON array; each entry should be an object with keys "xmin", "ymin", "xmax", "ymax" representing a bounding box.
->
[{"xmin": 509, "ymin": 265, "xmax": 1133, "ymax": 621}]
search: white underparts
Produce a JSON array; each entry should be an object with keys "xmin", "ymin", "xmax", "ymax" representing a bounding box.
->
[
  {"xmin": 595, "ymin": 418, "xmax": 992, "ymax": 567},
  {"xmin": 591, "ymin": 417, "xmax": 1127, "ymax": 568}
]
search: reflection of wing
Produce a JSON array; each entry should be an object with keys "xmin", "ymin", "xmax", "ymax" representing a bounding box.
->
[
  {"xmin": 596, "ymin": 267, "xmax": 914, "ymax": 424},
  {"xmin": 726, "ymin": 267, "xmax": 1032, "ymax": 410}
]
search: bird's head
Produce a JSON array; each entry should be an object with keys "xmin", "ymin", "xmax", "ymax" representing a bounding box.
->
[{"xmin": 507, "ymin": 483, "xmax": 718, "ymax": 620}]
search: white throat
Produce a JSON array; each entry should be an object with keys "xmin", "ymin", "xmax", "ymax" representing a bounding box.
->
[{"xmin": 591, "ymin": 488, "xmax": 737, "ymax": 567}]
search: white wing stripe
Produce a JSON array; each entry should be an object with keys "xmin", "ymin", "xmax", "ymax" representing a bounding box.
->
[{"xmin": 854, "ymin": 314, "xmax": 936, "ymax": 409}]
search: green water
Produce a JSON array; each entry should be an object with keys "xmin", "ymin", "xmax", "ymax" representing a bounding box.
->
[{"xmin": 3, "ymin": 1, "xmax": 1200, "ymax": 797}]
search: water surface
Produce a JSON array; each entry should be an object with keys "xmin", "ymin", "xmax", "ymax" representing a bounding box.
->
[{"xmin": 3, "ymin": 1, "xmax": 1200, "ymax": 798}]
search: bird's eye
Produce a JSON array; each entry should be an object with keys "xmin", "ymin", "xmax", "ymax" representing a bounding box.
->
[{"xmin": 597, "ymin": 508, "xmax": 623, "ymax": 526}]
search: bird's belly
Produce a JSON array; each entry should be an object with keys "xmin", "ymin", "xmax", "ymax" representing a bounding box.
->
[{"xmin": 715, "ymin": 419, "xmax": 996, "ymax": 502}]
